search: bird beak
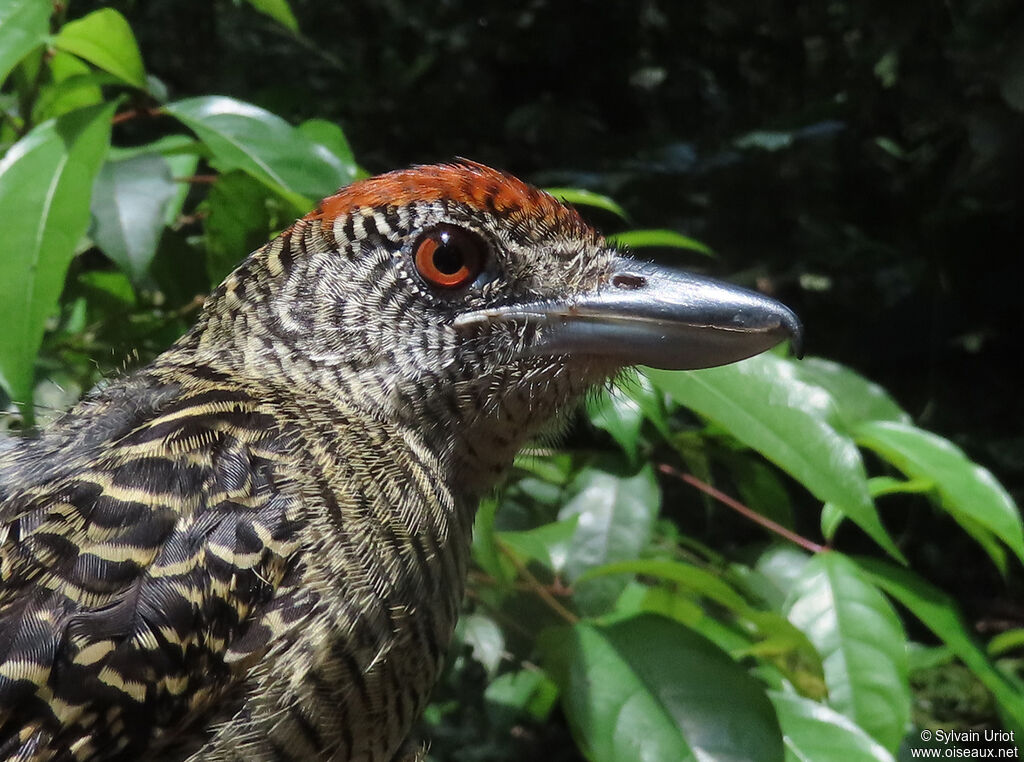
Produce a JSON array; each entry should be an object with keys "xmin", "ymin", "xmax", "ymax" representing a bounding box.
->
[{"xmin": 454, "ymin": 256, "xmax": 803, "ymax": 370}]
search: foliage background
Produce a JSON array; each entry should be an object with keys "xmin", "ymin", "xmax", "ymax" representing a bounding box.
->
[{"xmin": 2, "ymin": 1, "xmax": 1023, "ymax": 760}]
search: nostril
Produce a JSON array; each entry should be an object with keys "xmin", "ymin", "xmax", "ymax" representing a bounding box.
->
[{"xmin": 611, "ymin": 273, "xmax": 647, "ymax": 290}]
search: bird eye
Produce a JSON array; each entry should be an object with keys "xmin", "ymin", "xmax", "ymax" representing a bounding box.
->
[{"xmin": 413, "ymin": 225, "xmax": 487, "ymax": 289}]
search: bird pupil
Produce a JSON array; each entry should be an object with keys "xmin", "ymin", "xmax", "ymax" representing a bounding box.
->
[{"xmin": 432, "ymin": 238, "xmax": 464, "ymax": 275}]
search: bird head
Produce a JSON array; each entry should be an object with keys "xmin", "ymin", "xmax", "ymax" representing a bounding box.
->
[{"xmin": 188, "ymin": 161, "xmax": 802, "ymax": 492}]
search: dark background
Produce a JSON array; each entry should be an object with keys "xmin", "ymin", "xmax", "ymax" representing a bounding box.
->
[{"xmin": 114, "ymin": 0, "xmax": 1023, "ymax": 603}]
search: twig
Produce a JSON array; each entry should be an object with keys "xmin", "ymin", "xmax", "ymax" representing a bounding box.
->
[
  {"xmin": 499, "ymin": 546, "xmax": 579, "ymax": 624},
  {"xmin": 658, "ymin": 463, "xmax": 828, "ymax": 555}
]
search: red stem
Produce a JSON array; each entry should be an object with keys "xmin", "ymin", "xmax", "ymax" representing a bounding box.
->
[{"xmin": 658, "ymin": 463, "xmax": 828, "ymax": 555}]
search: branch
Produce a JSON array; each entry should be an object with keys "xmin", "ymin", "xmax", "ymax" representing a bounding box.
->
[{"xmin": 658, "ymin": 463, "xmax": 828, "ymax": 555}]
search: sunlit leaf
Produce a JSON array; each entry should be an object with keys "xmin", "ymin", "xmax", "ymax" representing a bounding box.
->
[
  {"xmin": 54, "ymin": 8, "xmax": 146, "ymax": 89},
  {"xmin": 165, "ymin": 96, "xmax": 355, "ymax": 209},
  {"xmin": 856, "ymin": 420, "xmax": 1024, "ymax": 566},
  {"xmin": 244, "ymin": 0, "xmax": 299, "ymax": 31},
  {"xmin": 297, "ymin": 118, "xmax": 357, "ymax": 183},
  {"xmin": 90, "ymin": 154, "xmax": 176, "ymax": 283},
  {"xmin": 559, "ymin": 465, "xmax": 660, "ymax": 612},
  {"xmin": 498, "ymin": 517, "xmax": 578, "ymax": 573},
  {"xmin": 484, "ymin": 669, "xmax": 559, "ymax": 721},
  {"xmin": 794, "ymin": 357, "xmax": 910, "ymax": 430},
  {"xmin": 543, "ymin": 615, "xmax": 783, "ymax": 762},
  {"xmin": 586, "ymin": 384, "xmax": 644, "ymax": 461},
  {"xmin": 0, "ymin": 102, "xmax": 116, "ymax": 409},
  {"xmin": 784, "ymin": 553, "xmax": 910, "ymax": 751},
  {"xmin": 989, "ymin": 629, "xmax": 1024, "ymax": 658},
  {"xmin": 32, "ymin": 51, "xmax": 106, "ymax": 121},
  {"xmin": 645, "ymin": 356, "xmax": 905, "ymax": 563},
  {"xmin": 458, "ymin": 613, "xmax": 505, "ymax": 677},
  {"xmin": 0, "ymin": 0, "xmax": 50, "ymax": 86},
  {"xmin": 543, "ymin": 187, "xmax": 629, "ymax": 221},
  {"xmin": 607, "ymin": 229, "xmax": 714, "ymax": 257},
  {"xmin": 770, "ymin": 692, "xmax": 896, "ymax": 762},
  {"xmin": 857, "ymin": 558, "xmax": 1024, "ymax": 735}
]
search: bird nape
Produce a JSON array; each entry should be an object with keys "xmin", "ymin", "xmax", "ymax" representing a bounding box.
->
[{"xmin": 0, "ymin": 160, "xmax": 801, "ymax": 761}]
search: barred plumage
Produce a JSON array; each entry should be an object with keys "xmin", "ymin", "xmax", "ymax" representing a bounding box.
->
[{"xmin": 0, "ymin": 161, "xmax": 801, "ymax": 761}]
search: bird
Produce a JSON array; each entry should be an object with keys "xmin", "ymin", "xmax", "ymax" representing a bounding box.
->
[{"xmin": 0, "ymin": 160, "xmax": 801, "ymax": 762}]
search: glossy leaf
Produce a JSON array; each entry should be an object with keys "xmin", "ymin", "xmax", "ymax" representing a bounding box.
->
[
  {"xmin": 203, "ymin": 171, "xmax": 274, "ymax": 285},
  {"xmin": 458, "ymin": 613, "xmax": 505, "ymax": 677},
  {"xmin": 244, "ymin": 0, "xmax": 299, "ymax": 31},
  {"xmin": 484, "ymin": 669, "xmax": 559, "ymax": 721},
  {"xmin": 53, "ymin": 8, "xmax": 146, "ymax": 89},
  {"xmin": 607, "ymin": 229, "xmax": 714, "ymax": 257},
  {"xmin": 856, "ymin": 420, "xmax": 1024, "ymax": 565},
  {"xmin": 0, "ymin": 102, "xmax": 116, "ymax": 407},
  {"xmin": 645, "ymin": 356, "xmax": 905, "ymax": 563},
  {"xmin": 498, "ymin": 517, "xmax": 578, "ymax": 573},
  {"xmin": 770, "ymin": 692, "xmax": 896, "ymax": 762},
  {"xmin": 559, "ymin": 465, "xmax": 659, "ymax": 612},
  {"xmin": 297, "ymin": 118, "xmax": 357, "ymax": 183},
  {"xmin": 857, "ymin": 558, "xmax": 1024, "ymax": 734},
  {"xmin": 163, "ymin": 151, "xmax": 200, "ymax": 227},
  {"xmin": 164, "ymin": 96, "xmax": 355, "ymax": 209},
  {"xmin": 784, "ymin": 553, "xmax": 910, "ymax": 751},
  {"xmin": 587, "ymin": 558, "xmax": 825, "ymax": 691},
  {"xmin": 543, "ymin": 615, "xmax": 783, "ymax": 762},
  {"xmin": 543, "ymin": 187, "xmax": 629, "ymax": 220},
  {"xmin": 471, "ymin": 497, "xmax": 514, "ymax": 585},
  {"xmin": 586, "ymin": 384, "xmax": 644, "ymax": 461},
  {"xmin": 989, "ymin": 629, "xmax": 1024, "ymax": 658},
  {"xmin": 0, "ymin": 0, "xmax": 49, "ymax": 86},
  {"xmin": 90, "ymin": 154, "xmax": 176, "ymax": 283},
  {"xmin": 32, "ymin": 52, "xmax": 106, "ymax": 121},
  {"xmin": 795, "ymin": 358, "xmax": 910, "ymax": 430},
  {"xmin": 619, "ymin": 371, "xmax": 671, "ymax": 438}
]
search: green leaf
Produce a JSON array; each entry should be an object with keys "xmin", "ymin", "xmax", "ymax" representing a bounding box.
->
[
  {"xmin": 856, "ymin": 420, "xmax": 1024, "ymax": 566},
  {"xmin": 795, "ymin": 358, "xmax": 910, "ymax": 431},
  {"xmin": 484, "ymin": 669, "xmax": 559, "ymax": 721},
  {"xmin": 543, "ymin": 615, "xmax": 783, "ymax": 762},
  {"xmin": 90, "ymin": 154, "xmax": 177, "ymax": 283},
  {"xmin": 165, "ymin": 96, "xmax": 355, "ymax": 209},
  {"xmin": 989, "ymin": 629, "xmax": 1024, "ymax": 658},
  {"xmin": 297, "ymin": 118, "xmax": 357, "ymax": 183},
  {"xmin": 857, "ymin": 558, "xmax": 1024, "ymax": 735},
  {"xmin": 498, "ymin": 517, "xmax": 578, "ymax": 573},
  {"xmin": 559, "ymin": 465, "xmax": 660, "ymax": 612},
  {"xmin": 784, "ymin": 553, "xmax": 910, "ymax": 751},
  {"xmin": 457, "ymin": 613, "xmax": 504, "ymax": 677},
  {"xmin": 244, "ymin": 0, "xmax": 299, "ymax": 32},
  {"xmin": 203, "ymin": 171, "xmax": 274, "ymax": 285},
  {"xmin": 607, "ymin": 229, "xmax": 715, "ymax": 257},
  {"xmin": 0, "ymin": 0, "xmax": 50, "ymax": 86},
  {"xmin": 769, "ymin": 692, "xmax": 896, "ymax": 762},
  {"xmin": 620, "ymin": 371, "xmax": 671, "ymax": 438},
  {"xmin": 471, "ymin": 497, "xmax": 514, "ymax": 584},
  {"xmin": 645, "ymin": 356, "xmax": 905, "ymax": 563},
  {"xmin": 585, "ymin": 559, "xmax": 825, "ymax": 688},
  {"xmin": 32, "ymin": 51, "xmax": 106, "ymax": 121},
  {"xmin": 0, "ymin": 102, "xmax": 116, "ymax": 408},
  {"xmin": 53, "ymin": 8, "xmax": 146, "ymax": 89},
  {"xmin": 586, "ymin": 384, "xmax": 644, "ymax": 461},
  {"xmin": 751, "ymin": 545, "xmax": 812, "ymax": 610},
  {"xmin": 543, "ymin": 187, "xmax": 629, "ymax": 221},
  {"xmin": 162, "ymin": 151, "xmax": 199, "ymax": 226}
]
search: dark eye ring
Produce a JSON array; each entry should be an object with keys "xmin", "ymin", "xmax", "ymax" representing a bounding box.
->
[{"xmin": 413, "ymin": 225, "xmax": 487, "ymax": 289}]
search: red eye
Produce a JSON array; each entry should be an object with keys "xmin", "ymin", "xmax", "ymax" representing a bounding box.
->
[{"xmin": 413, "ymin": 226, "xmax": 486, "ymax": 289}]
